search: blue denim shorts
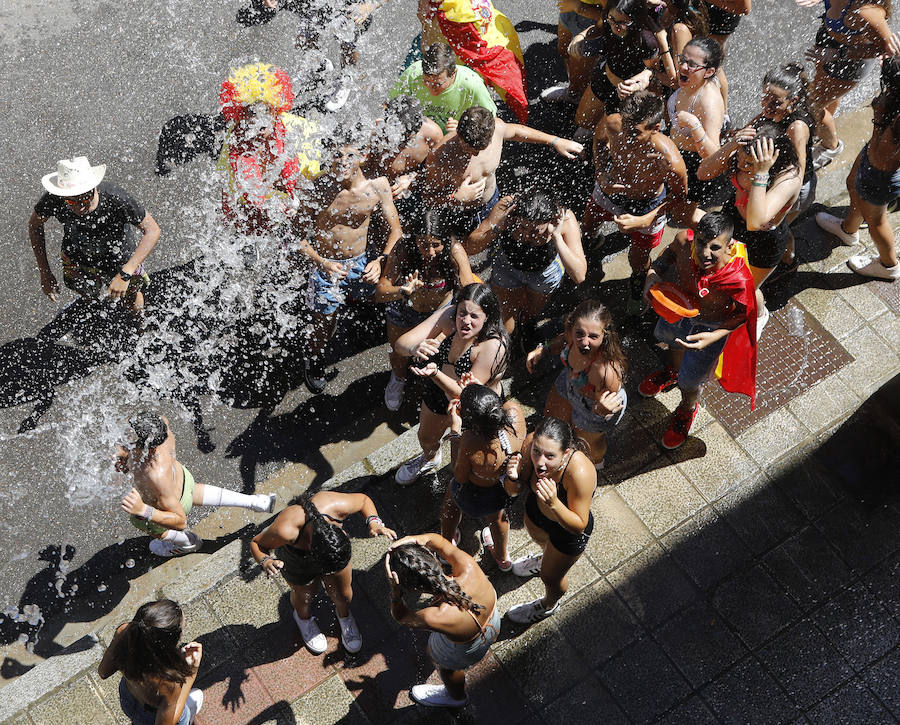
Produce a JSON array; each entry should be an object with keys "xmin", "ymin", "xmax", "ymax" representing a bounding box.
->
[
  {"xmin": 306, "ymin": 251, "xmax": 375, "ymax": 316},
  {"xmin": 385, "ymin": 299, "xmax": 432, "ymax": 329},
  {"xmin": 428, "ymin": 605, "xmax": 501, "ymax": 670},
  {"xmin": 554, "ymin": 370, "xmax": 627, "ymax": 434},
  {"xmin": 856, "ymin": 146, "xmax": 900, "ymax": 207},
  {"xmin": 490, "ymin": 249, "xmax": 564, "ymax": 295},
  {"xmin": 119, "ymin": 679, "xmax": 192, "ymax": 725},
  {"xmin": 654, "ymin": 317, "xmax": 728, "ymax": 392}
]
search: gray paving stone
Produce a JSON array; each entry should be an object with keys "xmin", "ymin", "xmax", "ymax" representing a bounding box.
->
[
  {"xmin": 289, "ymin": 672, "xmax": 370, "ymax": 724},
  {"xmin": 606, "ymin": 544, "xmax": 697, "ymax": 628},
  {"xmin": 736, "ymin": 407, "xmax": 810, "ymax": 469},
  {"xmin": 672, "ymin": 421, "xmax": 760, "ymax": 503},
  {"xmin": 161, "ymin": 539, "xmax": 243, "ymax": 604},
  {"xmin": 2, "ymin": 715, "xmax": 33, "ymax": 725},
  {"xmin": 870, "ymin": 310, "xmax": 900, "ymax": 353},
  {"xmin": 714, "ymin": 473, "xmax": 807, "ymax": 556},
  {"xmin": 763, "ymin": 526, "xmax": 854, "ymax": 612},
  {"xmin": 786, "ymin": 375, "xmax": 861, "ymax": 433},
  {"xmin": 758, "ymin": 619, "xmax": 854, "ymax": 710},
  {"xmin": 652, "ymin": 695, "xmax": 720, "ymax": 725},
  {"xmin": 207, "ymin": 571, "xmax": 286, "ymax": 647},
  {"xmin": 28, "ymin": 677, "xmax": 115, "ymax": 725},
  {"xmin": 795, "ymin": 285, "xmax": 867, "ymax": 341},
  {"xmin": 805, "ymin": 677, "xmax": 894, "ymax": 725},
  {"xmin": 615, "ymin": 465, "xmax": 705, "ymax": 537},
  {"xmin": 602, "ymin": 417, "xmax": 670, "ymax": 485},
  {"xmin": 812, "ymin": 581, "xmax": 900, "ymax": 671},
  {"xmin": 861, "ymin": 649, "xmax": 900, "ymax": 719},
  {"xmin": 659, "ymin": 506, "xmax": 753, "ymax": 592},
  {"xmin": 813, "ymin": 499, "xmax": 900, "ymax": 575},
  {"xmin": 836, "ymin": 280, "xmax": 890, "ymax": 321},
  {"xmin": 538, "ymin": 675, "xmax": 629, "ymax": 725},
  {"xmin": 87, "ymin": 673, "xmax": 129, "ymax": 725},
  {"xmin": 702, "ymin": 656, "xmax": 800, "ymax": 725},
  {"xmin": 597, "ymin": 636, "xmax": 692, "ymax": 725},
  {"xmin": 653, "ymin": 601, "xmax": 746, "ymax": 689},
  {"xmin": 862, "ymin": 550, "xmax": 900, "ymax": 619},
  {"xmin": 584, "ymin": 488, "xmax": 654, "ymax": 575},
  {"xmin": 837, "ymin": 325, "xmax": 899, "ymax": 398},
  {"xmin": 711, "ymin": 565, "xmax": 802, "ymax": 649},
  {"xmin": 555, "ymin": 578, "xmax": 643, "ymax": 668},
  {"xmin": 773, "ymin": 457, "xmax": 846, "ymax": 521}
]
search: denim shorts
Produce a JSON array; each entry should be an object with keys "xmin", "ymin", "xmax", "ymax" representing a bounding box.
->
[
  {"xmin": 554, "ymin": 370, "xmax": 627, "ymax": 434},
  {"xmin": 654, "ymin": 317, "xmax": 728, "ymax": 391},
  {"xmin": 559, "ymin": 10, "xmax": 595, "ymax": 36},
  {"xmin": 856, "ymin": 146, "xmax": 900, "ymax": 207},
  {"xmin": 428, "ymin": 606, "xmax": 501, "ymax": 670},
  {"xmin": 490, "ymin": 249, "xmax": 564, "ymax": 295},
  {"xmin": 385, "ymin": 299, "xmax": 432, "ymax": 329},
  {"xmin": 306, "ymin": 251, "xmax": 375, "ymax": 316},
  {"xmin": 119, "ymin": 679, "xmax": 192, "ymax": 725},
  {"xmin": 790, "ymin": 174, "xmax": 817, "ymax": 215}
]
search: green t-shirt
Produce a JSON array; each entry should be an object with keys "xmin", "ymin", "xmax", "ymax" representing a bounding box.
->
[{"xmin": 389, "ymin": 61, "xmax": 497, "ymax": 133}]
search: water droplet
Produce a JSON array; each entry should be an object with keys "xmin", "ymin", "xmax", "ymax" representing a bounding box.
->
[
  {"xmin": 124, "ymin": 558, "xmax": 135, "ymax": 569},
  {"xmin": 97, "ymin": 583, "xmax": 107, "ymax": 592}
]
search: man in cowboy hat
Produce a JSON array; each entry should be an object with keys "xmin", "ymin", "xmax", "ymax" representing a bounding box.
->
[{"xmin": 28, "ymin": 156, "xmax": 161, "ymax": 315}]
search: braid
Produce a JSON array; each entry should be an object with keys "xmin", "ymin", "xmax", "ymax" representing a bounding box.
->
[
  {"xmin": 389, "ymin": 544, "xmax": 483, "ymax": 614},
  {"xmin": 294, "ymin": 493, "xmax": 352, "ymax": 569}
]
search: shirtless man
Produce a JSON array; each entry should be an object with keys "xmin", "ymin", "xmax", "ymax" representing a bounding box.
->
[
  {"xmin": 298, "ymin": 140, "xmax": 402, "ymax": 393},
  {"xmin": 583, "ymin": 90, "xmax": 689, "ymax": 314},
  {"xmin": 117, "ymin": 411, "xmax": 276, "ymax": 557},
  {"xmin": 421, "ymin": 105, "xmax": 584, "ymax": 236}
]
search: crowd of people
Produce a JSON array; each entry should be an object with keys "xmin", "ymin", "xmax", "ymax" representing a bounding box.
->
[{"xmin": 24, "ymin": 0, "xmax": 900, "ymax": 719}]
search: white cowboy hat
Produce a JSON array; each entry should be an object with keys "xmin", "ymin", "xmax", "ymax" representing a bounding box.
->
[{"xmin": 41, "ymin": 156, "xmax": 107, "ymax": 196}]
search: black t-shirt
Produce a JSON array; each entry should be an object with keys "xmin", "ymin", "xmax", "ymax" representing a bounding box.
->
[
  {"xmin": 34, "ymin": 181, "xmax": 145, "ymax": 274},
  {"xmin": 602, "ymin": 27, "xmax": 659, "ymax": 80}
]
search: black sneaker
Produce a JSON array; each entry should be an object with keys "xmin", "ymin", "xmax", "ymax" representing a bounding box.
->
[{"xmin": 303, "ymin": 359, "xmax": 337, "ymax": 395}]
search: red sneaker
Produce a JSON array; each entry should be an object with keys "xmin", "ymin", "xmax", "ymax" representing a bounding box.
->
[
  {"xmin": 638, "ymin": 366, "xmax": 679, "ymax": 397},
  {"xmin": 662, "ymin": 404, "xmax": 699, "ymax": 449}
]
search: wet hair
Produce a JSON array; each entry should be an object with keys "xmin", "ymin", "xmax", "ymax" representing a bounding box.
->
[
  {"xmin": 400, "ymin": 208, "xmax": 459, "ymax": 287},
  {"xmin": 621, "ymin": 90, "xmax": 665, "ymax": 129},
  {"xmin": 695, "ymin": 211, "xmax": 735, "ymax": 243},
  {"xmin": 670, "ymin": 0, "xmax": 709, "ymax": 35},
  {"xmin": 453, "ymin": 283, "xmax": 510, "ymax": 382},
  {"xmin": 384, "ymin": 95, "xmax": 425, "ymax": 142},
  {"xmin": 290, "ymin": 493, "xmax": 352, "ymax": 570},
  {"xmin": 457, "ymin": 106, "xmax": 495, "ymax": 150},
  {"xmin": 128, "ymin": 411, "xmax": 168, "ymax": 450},
  {"xmin": 533, "ymin": 417, "xmax": 587, "ymax": 453},
  {"xmin": 509, "ymin": 188, "xmax": 562, "ymax": 224},
  {"xmin": 608, "ymin": 0, "xmax": 647, "ymax": 29},
  {"xmin": 874, "ymin": 56, "xmax": 900, "ymax": 129},
  {"xmin": 685, "ymin": 37, "xmax": 723, "ymax": 72},
  {"xmin": 741, "ymin": 121, "xmax": 800, "ymax": 180},
  {"xmin": 564, "ymin": 299, "xmax": 627, "ymax": 379},
  {"xmin": 763, "ymin": 63, "xmax": 811, "ymax": 117},
  {"xmin": 118, "ymin": 600, "xmax": 193, "ymax": 685},
  {"xmin": 422, "ymin": 43, "xmax": 457, "ymax": 77},
  {"xmin": 460, "ymin": 384, "xmax": 515, "ymax": 439},
  {"xmin": 389, "ymin": 543, "xmax": 483, "ymax": 613}
]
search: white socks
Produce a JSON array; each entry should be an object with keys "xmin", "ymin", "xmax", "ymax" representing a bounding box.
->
[
  {"xmin": 161, "ymin": 529, "xmax": 194, "ymax": 547},
  {"xmin": 200, "ymin": 485, "xmax": 273, "ymax": 512}
]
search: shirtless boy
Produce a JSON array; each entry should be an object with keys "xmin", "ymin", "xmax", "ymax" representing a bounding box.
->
[
  {"xmin": 117, "ymin": 411, "xmax": 276, "ymax": 557},
  {"xmin": 421, "ymin": 105, "xmax": 584, "ymax": 236},
  {"xmin": 299, "ymin": 140, "xmax": 402, "ymax": 393},
  {"xmin": 639, "ymin": 212, "xmax": 757, "ymax": 449},
  {"xmin": 583, "ymin": 90, "xmax": 689, "ymax": 314}
]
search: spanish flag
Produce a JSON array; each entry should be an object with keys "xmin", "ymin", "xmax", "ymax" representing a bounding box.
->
[{"xmin": 428, "ymin": 0, "xmax": 528, "ymax": 122}]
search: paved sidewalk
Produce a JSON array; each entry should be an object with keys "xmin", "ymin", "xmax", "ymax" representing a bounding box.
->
[{"xmin": 3, "ymin": 128, "xmax": 900, "ymax": 724}]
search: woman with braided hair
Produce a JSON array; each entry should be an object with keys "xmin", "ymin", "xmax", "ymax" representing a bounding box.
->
[
  {"xmin": 97, "ymin": 599, "xmax": 204, "ymax": 724},
  {"xmin": 251, "ymin": 491, "xmax": 396, "ymax": 655},
  {"xmin": 386, "ymin": 534, "xmax": 499, "ymax": 708}
]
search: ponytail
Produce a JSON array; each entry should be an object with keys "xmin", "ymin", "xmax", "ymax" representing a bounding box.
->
[{"xmin": 389, "ymin": 543, "xmax": 483, "ymax": 614}]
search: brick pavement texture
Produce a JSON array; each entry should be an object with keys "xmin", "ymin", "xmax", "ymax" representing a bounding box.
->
[{"xmin": 4, "ymin": 137, "xmax": 900, "ymax": 725}]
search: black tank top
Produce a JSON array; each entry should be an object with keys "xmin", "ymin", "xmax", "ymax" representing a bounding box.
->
[{"xmin": 500, "ymin": 228, "xmax": 557, "ymax": 273}]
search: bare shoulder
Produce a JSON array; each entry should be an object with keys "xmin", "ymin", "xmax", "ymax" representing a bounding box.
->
[
  {"xmin": 652, "ymin": 131, "xmax": 682, "ymax": 161},
  {"xmin": 564, "ymin": 451, "xmax": 597, "ymax": 489}
]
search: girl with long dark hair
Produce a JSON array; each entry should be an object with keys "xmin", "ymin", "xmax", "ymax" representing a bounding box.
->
[
  {"xmin": 377, "ymin": 209, "xmax": 476, "ymax": 411},
  {"xmin": 504, "ymin": 417, "xmax": 597, "ymax": 624},
  {"xmin": 393, "ymin": 283, "xmax": 511, "ymax": 485},
  {"xmin": 97, "ymin": 599, "xmax": 203, "ymax": 725},
  {"xmin": 250, "ymin": 491, "xmax": 396, "ymax": 655},
  {"xmin": 441, "ymin": 384, "xmax": 526, "ymax": 570},
  {"xmin": 385, "ymin": 534, "xmax": 499, "ymax": 708}
]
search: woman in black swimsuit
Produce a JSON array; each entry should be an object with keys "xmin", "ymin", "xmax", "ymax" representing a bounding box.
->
[
  {"xmin": 393, "ymin": 283, "xmax": 510, "ymax": 485},
  {"xmin": 504, "ymin": 417, "xmax": 597, "ymax": 625},
  {"xmin": 250, "ymin": 491, "xmax": 396, "ymax": 655}
]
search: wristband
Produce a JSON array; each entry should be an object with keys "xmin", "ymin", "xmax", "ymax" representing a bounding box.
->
[
  {"xmin": 259, "ymin": 555, "xmax": 275, "ymax": 566},
  {"xmin": 119, "ymin": 270, "xmax": 134, "ymax": 282},
  {"xmin": 751, "ymin": 181, "xmax": 768, "ymax": 188},
  {"xmin": 142, "ymin": 505, "xmax": 153, "ymax": 522},
  {"xmin": 753, "ymin": 173, "xmax": 770, "ymax": 184},
  {"xmin": 689, "ymin": 124, "xmax": 703, "ymax": 132},
  {"xmin": 446, "ymin": 430, "xmax": 462, "ymax": 440},
  {"xmin": 366, "ymin": 515, "xmax": 383, "ymax": 527}
]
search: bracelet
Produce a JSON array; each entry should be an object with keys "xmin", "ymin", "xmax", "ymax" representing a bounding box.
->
[
  {"xmin": 549, "ymin": 136, "xmax": 558, "ymax": 147},
  {"xmin": 142, "ymin": 505, "xmax": 153, "ymax": 522},
  {"xmin": 119, "ymin": 270, "xmax": 134, "ymax": 282},
  {"xmin": 662, "ymin": 48, "xmax": 672, "ymax": 55},
  {"xmin": 751, "ymin": 181, "xmax": 768, "ymax": 188},
  {"xmin": 446, "ymin": 430, "xmax": 462, "ymax": 440},
  {"xmin": 694, "ymin": 133, "xmax": 707, "ymax": 144},
  {"xmin": 259, "ymin": 555, "xmax": 275, "ymax": 566},
  {"xmin": 689, "ymin": 124, "xmax": 703, "ymax": 132},
  {"xmin": 753, "ymin": 173, "xmax": 770, "ymax": 184},
  {"xmin": 365, "ymin": 515, "xmax": 383, "ymax": 526}
]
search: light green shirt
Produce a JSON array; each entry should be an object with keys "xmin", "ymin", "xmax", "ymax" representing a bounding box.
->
[{"xmin": 389, "ymin": 61, "xmax": 497, "ymax": 133}]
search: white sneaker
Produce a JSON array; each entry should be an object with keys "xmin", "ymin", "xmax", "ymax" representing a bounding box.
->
[
  {"xmin": 410, "ymin": 683, "xmax": 468, "ymax": 708},
  {"xmin": 511, "ymin": 552, "xmax": 542, "ymax": 577},
  {"xmin": 847, "ymin": 254, "xmax": 900, "ymax": 281},
  {"xmin": 293, "ymin": 611, "xmax": 328, "ymax": 654},
  {"xmin": 338, "ymin": 614, "xmax": 363, "ymax": 653},
  {"xmin": 540, "ymin": 83, "xmax": 579, "ymax": 104},
  {"xmin": 506, "ymin": 597, "xmax": 560, "ymax": 624},
  {"xmin": 815, "ymin": 211, "xmax": 859, "ymax": 246},
  {"xmin": 811, "ymin": 139, "xmax": 844, "ymax": 170},
  {"xmin": 756, "ymin": 305, "xmax": 770, "ymax": 342},
  {"xmin": 395, "ymin": 450, "xmax": 442, "ymax": 485},
  {"xmin": 149, "ymin": 532, "xmax": 203, "ymax": 557},
  {"xmin": 384, "ymin": 373, "xmax": 406, "ymax": 411},
  {"xmin": 186, "ymin": 689, "xmax": 204, "ymax": 720},
  {"xmin": 251, "ymin": 493, "xmax": 277, "ymax": 513},
  {"xmin": 325, "ymin": 74, "xmax": 351, "ymax": 112}
]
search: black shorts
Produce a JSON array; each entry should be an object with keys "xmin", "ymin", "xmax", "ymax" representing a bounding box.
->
[
  {"xmin": 724, "ymin": 201, "xmax": 791, "ymax": 269},
  {"xmin": 278, "ymin": 544, "xmax": 350, "ymax": 586},
  {"xmin": 683, "ymin": 150, "xmax": 731, "ymax": 208},
  {"xmin": 589, "ymin": 63, "xmax": 623, "ymax": 116},
  {"xmin": 704, "ymin": 1, "xmax": 743, "ymax": 36},
  {"xmin": 525, "ymin": 489, "xmax": 593, "ymax": 556}
]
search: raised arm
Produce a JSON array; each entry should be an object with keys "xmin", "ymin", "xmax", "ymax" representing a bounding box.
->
[
  {"xmin": 502, "ymin": 120, "xmax": 584, "ymax": 158},
  {"xmin": 465, "ymin": 194, "xmax": 514, "ymax": 255}
]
